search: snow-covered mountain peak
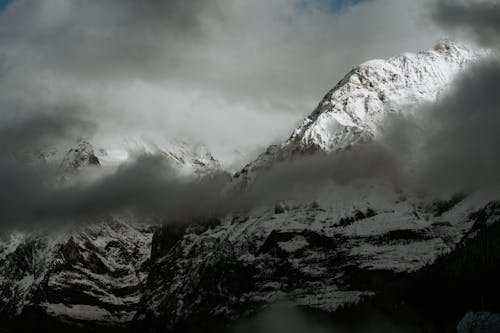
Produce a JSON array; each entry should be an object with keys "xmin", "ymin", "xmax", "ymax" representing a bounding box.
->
[
  {"xmin": 117, "ymin": 137, "xmax": 221, "ymax": 176},
  {"xmin": 60, "ymin": 140, "xmax": 101, "ymax": 173},
  {"xmin": 232, "ymin": 41, "xmax": 485, "ymax": 187},
  {"xmin": 287, "ymin": 40, "xmax": 483, "ymax": 152},
  {"xmin": 1, "ymin": 40, "xmax": 499, "ymax": 332},
  {"xmin": 30, "ymin": 137, "xmax": 221, "ymax": 178}
]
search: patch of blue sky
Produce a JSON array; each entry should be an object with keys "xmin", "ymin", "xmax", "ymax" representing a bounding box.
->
[
  {"xmin": 0, "ymin": 0, "xmax": 13, "ymax": 12},
  {"xmin": 295, "ymin": 0, "xmax": 367, "ymax": 15}
]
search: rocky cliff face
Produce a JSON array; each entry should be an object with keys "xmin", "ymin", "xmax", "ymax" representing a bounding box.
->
[
  {"xmin": 137, "ymin": 185, "xmax": 500, "ymax": 331},
  {"xmin": 60, "ymin": 141, "xmax": 102, "ymax": 172},
  {"xmin": 0, "ymin": 217, "xmax": 153, "ymax": 329}
]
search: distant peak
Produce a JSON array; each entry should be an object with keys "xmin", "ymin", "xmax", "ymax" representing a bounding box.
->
[
  {"xmin": 61, "ymin": 140, "xmax": 101, "ymax": 172},
  {"xmin": 432, "ymin": 39, "xmax": 459, "ymax": 52}
]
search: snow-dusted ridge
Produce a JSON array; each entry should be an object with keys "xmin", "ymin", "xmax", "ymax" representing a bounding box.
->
[
  {"xmin": 0, "ymin": 138, "xmax": 222, "ymax": 328},
  {"xmin": 234, "ymin": 40, "xmax": 486, "ymax": 186},
  {"xmin": 115, "ymin": 137, "xmax": 221, "ymax": 176},
  {"xmin": 1, "ymin": 41, "xmax": 499, "ymax": 332},
  {"xmin": 289, "ymin": 40, "xmax": 483, "ymax": 152}
]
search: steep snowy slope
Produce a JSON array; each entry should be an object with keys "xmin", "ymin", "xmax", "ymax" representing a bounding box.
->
[
  {"xmin": 234, "ymin": 40, "xmax": 484, "ymax": 186},
  {"xmin": 116, "ymin": 138, "xmax": 221, "ymax": 177},
  {"xmin": 289, "ymin": 40, "xmax": 480, "ymax": 151}
]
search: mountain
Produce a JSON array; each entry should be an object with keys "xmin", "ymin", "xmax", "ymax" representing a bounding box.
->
[
  {"xmin": 0, "ymin": 216, "xmax": 154, "ymax": 330},
  {"xmin": 1, "ymin": 41, "xmax": 499, "ymax": 332},
  {"xmin": 136, "ymin": 41, "xmax": 499, "ymax": 331},
  {"xmin": 60, "ymin": 140, "xmax": 102, "ymax": 172},
  {"xmin": 0, "ymin": 139, "xmax": 222, "ymax": 331},
  {"xmin": 114, "ymin": 138, "xmax": 221, "ymax": 177},
  {"xmin": 233, "ymin": 40, "xmax": 483, "ymax": 186},
  {"xmin": 287, "ymin": 40, "xmax": 480, "ymax": 152}
]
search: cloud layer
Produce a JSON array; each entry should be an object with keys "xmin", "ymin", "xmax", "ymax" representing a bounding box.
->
[
  {"xmin": 1, "ymin": 0, "xmax": 499, "ymax": 231},
  {"xmin": 0, "ymin": 0, "xmax": 443, "ymax": 165},
  {"xmin": 433, "ymin": 0, "xmax": 500, "ymax": 46}
]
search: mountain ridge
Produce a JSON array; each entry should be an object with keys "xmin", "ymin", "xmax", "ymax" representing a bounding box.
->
[
  {"xmin": 233, "ymin": 40, "xmax": 485, "ymax": 187},
  {"xmin": 0, "ymin": 41, "xmax": 498, "ymax": 332}
]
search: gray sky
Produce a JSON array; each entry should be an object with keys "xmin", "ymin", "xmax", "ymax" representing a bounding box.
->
[
  {"xmin": 1, "ymin": 0, "xmax": 499, "ymax": 230},
  {"xmin": 0, "ymin": 0, "xmax": 448, "ymax": 167}
]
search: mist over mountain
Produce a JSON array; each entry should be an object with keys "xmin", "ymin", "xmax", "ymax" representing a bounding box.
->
[{"xmin": 1, "ymin": 0, "xmax": 500, "ymax": 332}]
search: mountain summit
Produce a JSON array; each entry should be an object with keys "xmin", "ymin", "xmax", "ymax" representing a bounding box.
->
[
  {"xmin": 289, "ymin": 40, "xmax": 480, "ymax": 152},
  {"xmin": 234, "ymin": 40, "xmax": 484, "ymax": 186}
]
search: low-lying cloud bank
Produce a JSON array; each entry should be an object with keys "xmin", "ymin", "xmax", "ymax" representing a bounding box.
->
[
  {"xmin": 1, "ymin": 0, "xmax": 500, "ymax": 231},
  {"xmin": 1, "ymin": 54, "xmax": 500, "ymax": 231}
]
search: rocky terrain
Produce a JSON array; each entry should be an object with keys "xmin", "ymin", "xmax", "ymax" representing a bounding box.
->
[
  {"xmin": 0, "ymin": 139, "xmax": 220, "ymax": 331},
  {"xmin": 1, "ymin": 41, "xmax": 499, "ymax": 332}
]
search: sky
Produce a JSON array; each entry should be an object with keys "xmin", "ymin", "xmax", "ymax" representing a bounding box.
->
[
  {"xmin": 0, "ymin": 0, "xmax": 452, "ymax": 169},
  {"xmin": 0, "ymin": 0, "xmax": 363, "ymax": 14},
  {"xmin": 0, "ymin": 0, "xmax": 12, "ymax": 11},
  {"xmin": 0, "ymin": 0, "xmax": 499, "ymax": 230},
  {"xmin": 1, "ymin": 6, "xmax": 500, "ymax": 333}
]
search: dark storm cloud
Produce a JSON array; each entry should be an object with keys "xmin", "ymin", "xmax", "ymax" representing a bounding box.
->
[
  {"xmin": 433, "ymin": 0, "xmax": 500, "ymax": 46},
  {"xmin": 0, "ymin": 145, "xmax": 230, "ymax": 229},
  {"xmin": 242, "ymin": 144, "xmax": 398, "ymax": 204},
  {"xmin": 59, "ymin": 155, "xmax": 228, "ymax": 220},
  {"xmin": 234, "ymin": 58, "xmax": 500, "ymax": 198},
  {"xmin": 0, "ymin": 0, "xmax": 443, "ymax": 164},
  {"xmin": 0, "ymin": 105, "xmax": 397, "ymax": 230},
  {"xmin": 409, "ymin": 60, "xmax": 500, "ymax": 192},
  {"xmin": 2, "ymin": 59, "xmax": 500, "ymax": 230},
  {"xmin": 0, "ymin": 0, "xmax": 432, "ymax": 81},
  {"xmin": 0, "ymin": 91, "xmax": 226, "ymax": 228},
  {"xmin": 0, "ymin": 54, "xmax": 7, "ymax": 78},
  {"xmin": 0, "ymin": 107, "xmax": 95, "ymax": 153},
  {"xmin": 403, "ymin": 0, "xmax": 500, "ymax": 192},
  {"xmin": 0, "ymin": 0, "xmax": 220, "ymax": 79},
  {"xmin": 3, "ymin": 0, "xmax": 499, "ymax": 230},
  {"xmin": 0, "ymin": 108, "xmax": 94, "ymax": 229},
  {"xmin": 0, "ymin": 154, "xmax": 229, "ymax": 228},
  {"xmin": 116, "ymin": 0, "xmax": 216, "ymax": 33}
]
